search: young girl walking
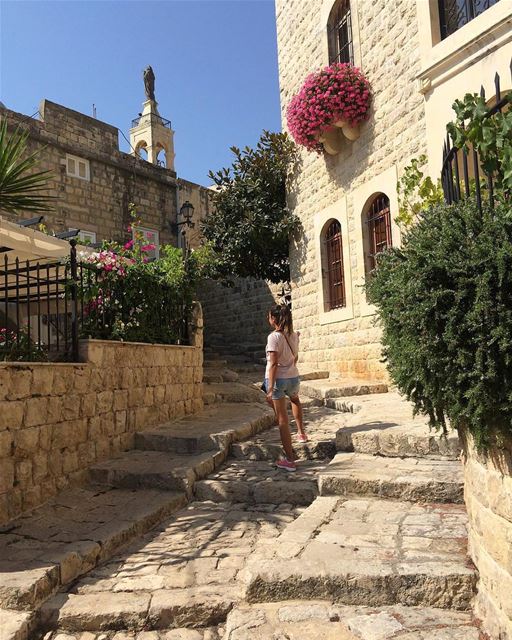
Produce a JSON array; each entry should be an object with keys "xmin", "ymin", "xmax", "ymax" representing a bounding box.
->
[{"xmin": 264, "ymin": 304, "xmax": 307, "ymax": 472}]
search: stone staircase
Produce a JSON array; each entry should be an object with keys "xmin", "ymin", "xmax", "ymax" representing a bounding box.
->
[{"xmin": 0, "ymin": 362, "xmax": 484, "ymax": 640}]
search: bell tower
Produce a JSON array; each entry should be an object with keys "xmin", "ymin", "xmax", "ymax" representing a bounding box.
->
[{"xmin": 130, "ymin": 66, "xmax": 175, "ymax": 171}]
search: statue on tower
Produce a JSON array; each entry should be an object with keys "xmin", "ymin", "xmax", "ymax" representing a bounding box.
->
[{"xmin": 143, "ymin": 65, "xmax": 156, "ymax": 101}]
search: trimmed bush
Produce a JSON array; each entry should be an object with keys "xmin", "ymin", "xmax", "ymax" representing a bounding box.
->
[{"xmin": 366, "ymin": 199, "xmax": 512, "ymax": 448}]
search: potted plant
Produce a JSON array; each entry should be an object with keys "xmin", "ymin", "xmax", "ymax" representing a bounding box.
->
[{"xmin": 286, "ymin": 63, "xmax": 372, "ymax": 155}]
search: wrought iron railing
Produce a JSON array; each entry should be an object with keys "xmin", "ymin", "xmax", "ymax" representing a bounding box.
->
[
  {"xmin": 0, "ymin": 242, "xmax": 190, "ymax": 362},
  {"xmin": 440, "ymin": 63, "xmax": 511, "ymax": 213},
  {"xmin": 131, "ymin": 113, "xmax": 172, "ymax": 129},
  {"xmin": 0, "ymin": 243, "xmax": 79, "ymax": 362}
]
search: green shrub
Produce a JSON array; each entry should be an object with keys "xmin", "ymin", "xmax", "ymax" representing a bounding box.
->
[
  {"xmin": 366, "ymin": 199, "xmax": 512, "ymax": 448},
  {"xmin": 202, "ymin": 130, "xmax": 300, "ymax": 284}
]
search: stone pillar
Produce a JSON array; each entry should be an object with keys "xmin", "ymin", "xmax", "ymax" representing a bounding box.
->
[
  {"xmin": 462, "ymin": 430, "xmax": 512, "ymax": 639},
  {"xmin": 188, "ymin": 301, "xmax": 204, "ymax": 350}
]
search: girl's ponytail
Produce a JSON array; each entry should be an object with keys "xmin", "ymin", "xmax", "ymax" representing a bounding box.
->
[{"xmin": 269, "ymin": 304, "xmax": 294, "ymax": 334}]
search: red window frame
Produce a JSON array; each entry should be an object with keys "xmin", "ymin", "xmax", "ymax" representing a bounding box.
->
[
  {"xmin": 366, "ymin": 194, "xmax": 392, "ymax": 271},
  {"xmin": 324, "ymin": 220, "xmax": 346, "ymax": 310}
]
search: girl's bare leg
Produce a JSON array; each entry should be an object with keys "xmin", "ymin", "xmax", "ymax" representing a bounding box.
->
[
  {"xmin": 290, "ymin": 394, "xmax": 306, "ymax": 436},
  {"xmin": 273, "ymin": 397, "xmax": 294, "ymax": 460}
]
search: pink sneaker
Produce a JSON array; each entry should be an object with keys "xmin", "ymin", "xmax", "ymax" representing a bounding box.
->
[
  {"xmin": 297, "ymin": 433, "xmax": 309, "ymax": 443},
  {"xmin": 276, "ymin": 458, "xmax": 297, "ymax": 472}
]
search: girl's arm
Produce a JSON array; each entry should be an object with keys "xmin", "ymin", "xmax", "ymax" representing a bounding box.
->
[{"xmin": 266, "ymin": 351, "xmax": 278, "ymax": 402}]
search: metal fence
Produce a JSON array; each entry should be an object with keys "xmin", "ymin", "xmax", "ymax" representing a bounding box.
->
[
  {"xmin": 0, "ymin": 243, "xmax": 79, "ymax": 362},
  {"xmin": 440, "ymin": 63, "xmax": 511, "ymax": 213},
  {"xmin": 77, "ymin": 259, "xmax": 189, "ymax": 347},
  {"xmin": 0, "ymin": 242, "xmax": 189, "ymax": 363}
]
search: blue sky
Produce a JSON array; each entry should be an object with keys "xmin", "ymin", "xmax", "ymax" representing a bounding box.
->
[{"xmin": 0, "ymin": 0, "xmax": 281, "ymax": 185}]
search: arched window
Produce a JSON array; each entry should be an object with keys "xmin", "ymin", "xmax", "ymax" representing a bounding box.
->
[
  {"xmin": 135, "ymin": 141, "xmax": 148, "ymax": 162},
  {"xmin": 365, "ymin": 193, "xmax": 392, "ymax": 272},
  {"xmin": 327, "ymin": 0, "xmax": 354, "ymax": 65},
  {"xmin": 323, "ymin": 220, "xmax": 346, "ymax": 310},
  {"xmin": 156, "ymin": 145, "xmax": 167, "ymax": 168}
]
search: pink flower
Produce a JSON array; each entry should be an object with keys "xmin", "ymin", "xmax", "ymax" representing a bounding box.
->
[
  {"xmin": 124, "ymin": 240, "xmax": 134, "ymax": 250},
  {"xmin": 141, "ymin": 243, "xmax": 156, "ymax": 252},
  {"xmin": 286, "ymin": 62, "xmax": 372, "ymax": 152}
]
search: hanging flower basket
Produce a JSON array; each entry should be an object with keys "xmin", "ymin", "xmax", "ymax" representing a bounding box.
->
[{"xmin": 286, "ymin": 63, "xmax": 372, "ymax": 155}]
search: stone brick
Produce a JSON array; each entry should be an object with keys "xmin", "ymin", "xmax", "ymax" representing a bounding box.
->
[
  {"xmin": 53, "ymin": 370, "xmax": 72, "ymax": 395},
  {"xmin": 15, "ymin": 459, "xmax": 33, "ymax": 487},
  {"xmin": 113, "ymin": 390, "xmax": 128, "ymax": 411},
  {"xmin": 31, "ymin": 367, "xmax": 54, "ymax": 396},
  {"xmin": 0, "ymin": 368, "xmax": 10, "ymax": 401},
  {"xmin": 47, "ymin": 396, "xmax": 63, "ymax": 423},
  {"xmin": 62, "ymin": 395, "xmax": 82, "ymax": 421},
  {"xmin": 7, "ymin": 368, "xmax": 32, "ymax": 399},
  {"xmin": 81, "ymin": 393, "xmax": 97, "ymax": 418},
  {"xmin": 25, "ymin": 397, "xmax": 49, "ymax": 427},
  {"xmin": 0, "ymin": 430, "xmax": 12, "ymax": 458},
  {"xmin": 115, "ymin": 411, "xmax": 127, "ymax": 434},
  {"xmin": 32, "ymin": 452, "xmax": 49, "ymax": 482},
  {"xmin": 0, "ymin": 458, "xmax": 14, "ymax": 492},
  {"xmin": 73, "ymin": 368, "xmax": 91, "ymax": 393},
  {"xmin": 96, "ymin": 391, "xmax": 114, "ymax": 415},
  {"xmin": 0, "ymin": 401, "xmax": 24, "ymax": 431},
  {"xmin": 52, "ymin": 420, "xmax": 88, "ymax": 450},
  {"xmin": 14, "ymin": 427, "xmax": 40, "ymax": 456}
]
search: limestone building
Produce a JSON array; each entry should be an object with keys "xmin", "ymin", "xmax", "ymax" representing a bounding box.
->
[
  {"xmin": 276, "ymin": 0, "xmax": 512, "ymax": 382},
  {"xmin": 0, "ymin": 74, "xmax": 209, "ymax": 254}
]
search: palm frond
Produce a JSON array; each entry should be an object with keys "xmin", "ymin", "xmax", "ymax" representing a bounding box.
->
[{"xmin": 0, "ymin": 118, "xmax": 57, "ymax": 215}]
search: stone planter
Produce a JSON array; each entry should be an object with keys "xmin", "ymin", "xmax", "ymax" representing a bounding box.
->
[
  {"xmin": 461, "ymin": 428, "xmax": 512, "ymax": 639},
  {"xmin": 334, "ymin": 118, "xmax": 360, "ymax": 141},
  {"xmin": 316, "ymin": 119, "xmax": 361, "ymax": 155}
]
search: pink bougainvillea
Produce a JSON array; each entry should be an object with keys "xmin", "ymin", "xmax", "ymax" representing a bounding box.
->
[{"xmin": 286, "ymin": 63, "xmax": 372, "ymax": 152}]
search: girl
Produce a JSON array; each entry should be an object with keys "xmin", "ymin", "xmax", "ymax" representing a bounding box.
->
[{"xmin": 264, "ymin": 304, "xmax": 307, "ymax": 472}]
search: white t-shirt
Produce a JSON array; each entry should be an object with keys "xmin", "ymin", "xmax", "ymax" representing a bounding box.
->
[{"xmin": 265, "ymin": 331, "xmax": 300, "ymax": 379}]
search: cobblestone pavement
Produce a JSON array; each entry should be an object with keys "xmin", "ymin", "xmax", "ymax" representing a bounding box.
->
[
  {"xmin": 1, "ymin": 375, "xmax": 487, "ymax": 640},
  {"xmin": 40, "ymin": 501, "xmax": 300, "ymax": 636}
]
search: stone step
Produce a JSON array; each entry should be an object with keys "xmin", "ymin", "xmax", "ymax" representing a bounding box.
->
[
  {"xmin": 318, "ymin": 453, "xmax": 464, "ymax": 503},
  {"xmin": 244, "ymin": 496, "xmax": 476, "ymax": 610},
  {"xmin": 0, "ymin": 487, "xmax": 187, "ymax": 611},
  {"xmin": 203, "ymin": 368, "xmax": 239, "ymax": 384},
  {"xmin": 231, "ymin": 438, "xmax": 336, "ymax": 462},
  {"xmin": 300, "ymin": 369, "xmax": 330, "ymax": 381},
  {"xmin": 203, "ymin": 359, "xmax": 228, "ymax": 369},
  {"xmin": 224, "ymin": 601, "xmax": 481, "ymax": 639},
  {"xmin": 194, "ymin": 460, "xmax": 321, "ymax": 506},
  {"xmin": 301, "ymin": 379, "xmax": 388, "ymax": 401},
  {"xmin": 89, "ymin": 450, "xmax": 223, "ymax": 496},
  {"xmin": 40, "ymin": 586, "xmax": 240, "ymax": 633},
  {"xmin": 0, "ymin": 608, "xmax": 34, "ymax": 640},
  {"xmin": 337, "ymin": 421, "xmax": 461, "ymax": 460},
  {"xmin": 203, "ymin": 383, "xmax": 265, "ymax": 404},
  {"xmin": 136, "ymin": 403, "xmax": 275, "ymax": 455}
]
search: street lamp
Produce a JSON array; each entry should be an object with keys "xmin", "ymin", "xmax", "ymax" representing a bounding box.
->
[
  {"xmin": 179, "ymin": 201, "xmax": 195, "ymax": 228},
  {"xmin": 171, "ymin": 200, "xmax": 195, "ymax": 256}
]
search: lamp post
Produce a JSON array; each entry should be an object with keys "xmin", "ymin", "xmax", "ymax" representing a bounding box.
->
[{"xmin": 172, "ymin": 200, "xmax": 195, "ymax": 257}]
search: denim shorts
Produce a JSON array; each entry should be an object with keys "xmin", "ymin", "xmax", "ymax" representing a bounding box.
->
[{"xmin": 264, "ymin": 376, "xmax": 300, "ymax": 400}]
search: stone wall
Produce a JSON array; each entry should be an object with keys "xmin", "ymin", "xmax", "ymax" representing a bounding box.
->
[
  {"xmin": 200, "ymin": 278, "xmax": 283, "ymax": 354},
  {"xmin": 0, "ymin": 100, "xmax": 178, "ymax": 245},
  {"xmin": 0, "ymin": 314, "xmax": 203, "ymax": 525},
  {"xmin": 276, "ymin": 0, "xmax": 428, "ymax": 380},
  {"xmin": 463, "ymin": 432, "xmax": 512, "ymax": 639}
]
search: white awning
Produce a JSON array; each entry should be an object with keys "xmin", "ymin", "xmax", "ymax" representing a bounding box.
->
[
  {"xmin": 0, "ymin": 217, "xmax": 93, "ymax": 303},
  {"xmin": 0, "ymin": 216, "xmax": 71, "ymax": 264}
]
